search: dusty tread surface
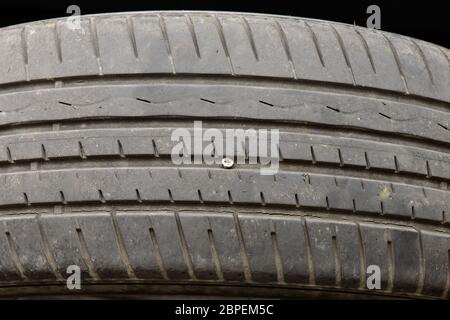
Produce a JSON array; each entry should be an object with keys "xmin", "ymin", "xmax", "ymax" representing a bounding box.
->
[
  {"xmin": 0, "ymin": 11, "xmax": 448, "ymax": 298},
  {"xmin": 0, "ymin": 12, "xmax": 448, "ymax": 101},
  {"xmin": 0, "ymin": 209, "xmax": 449, "ymax": 299}
]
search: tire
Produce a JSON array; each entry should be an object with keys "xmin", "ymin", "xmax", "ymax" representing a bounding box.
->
[{"xmin": 0, "ymin": 11, "xmax": 448, "ymax": 299}]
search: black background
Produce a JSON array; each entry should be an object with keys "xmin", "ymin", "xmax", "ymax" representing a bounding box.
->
[{"xmin": 0, "ymin": 0, "xmax": 448, "ymax": 47}]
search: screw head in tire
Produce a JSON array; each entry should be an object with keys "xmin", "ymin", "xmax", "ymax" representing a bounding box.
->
[{"xmin": 222, "ymin": 158, "xmax": 234, "ymax": 169}]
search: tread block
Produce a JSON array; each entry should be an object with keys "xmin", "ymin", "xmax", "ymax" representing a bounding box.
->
[
  {"xmin": 0, "ymin": 28, "xmax": 27, "ymax": 84},
  {"xmin": 390, "ymin": 226, "xmax": 420, "ymax": 292},
  {"xmin": 115, "ymin": 212, "xmax": 165, "ymax": 279},
  {"xmin": 76, "ymin": 213, "xmax": 129, "ymax": 278},
  {"xmin": 26, "ymin": 24, "xmax": 61, "ymax": 80},
  {"xmin": 219, "ymin": 16, "xmax": 292, "ymax": 77},
  {"xmin": 54, "ymin": 20, "xmax": 100, "ymax": 77},
  {"xmin": 239, "ymin": 215, "xmax": 278, "ymax": 282},
  {"xmin": 359, "ymin": 222, "xmax": 390, "ymax": 290},
  {"xmin": 421, "ymin": 230, "xmax": 450, "ymax": 296},
  {"xmin": 272, "ymin": 217, "xmax": 310, "ymax": 284},
  {"xmin": 40, "ymin": 214, "xmax": 92, "ymax": 279},
  {"xmin": 178, "ymin": 213, "xmax": 218, "ymax": 280},
  {"xmin": 279, "ymin": 20, "xmax": 353, "ymax": 85},
  {"xmin": 332, "ymin": 26, "xmax": 404, "ymax": 91},
  {"xmin": 305, "ymin": 218, "xmax": 337, "ymax": 286},
  {"xmin": 164, "ymin": 15, "xmax": 231, "ymax": 74},
  {"xmin": 95, "ymin": 17, "xmax": 141, "ymax": 74},
  {"xmin": 147, "ymin": 212, "xmax": 190, "ymax": 279},
  {"xmin": 131, "ymin": 16, "xmax": 173, "ymax": 73},
  {"xmin": 206, "ymin": 214, "xmax": 245, "ymax": 281},
  {"xmin": 0, "ymin": 224, "xmax": 23, "ymax": 281},
  {"xmin": 386, "ymin": 35, "xmax": 437, "ymax": 99},
  {"xmin": 416, "ymin": 41, "xmax": 450, "ymax": 102},
  {"xmin": 334, "ymin": 221, "xmax": 361, "ymax": 288},
  {"xmin": 0, "ymin": 216, "xmax": 54, "ymax": 280}
]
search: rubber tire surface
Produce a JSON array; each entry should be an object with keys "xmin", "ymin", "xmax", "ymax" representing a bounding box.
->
[{"xmin": 0, "ymin": 11, "xmax": 448, "ymax": 299}]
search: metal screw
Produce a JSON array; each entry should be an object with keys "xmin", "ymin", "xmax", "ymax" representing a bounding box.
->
[{"xmin": 222, "ymin": 157, "xmax": 234, "ymax": 169}]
